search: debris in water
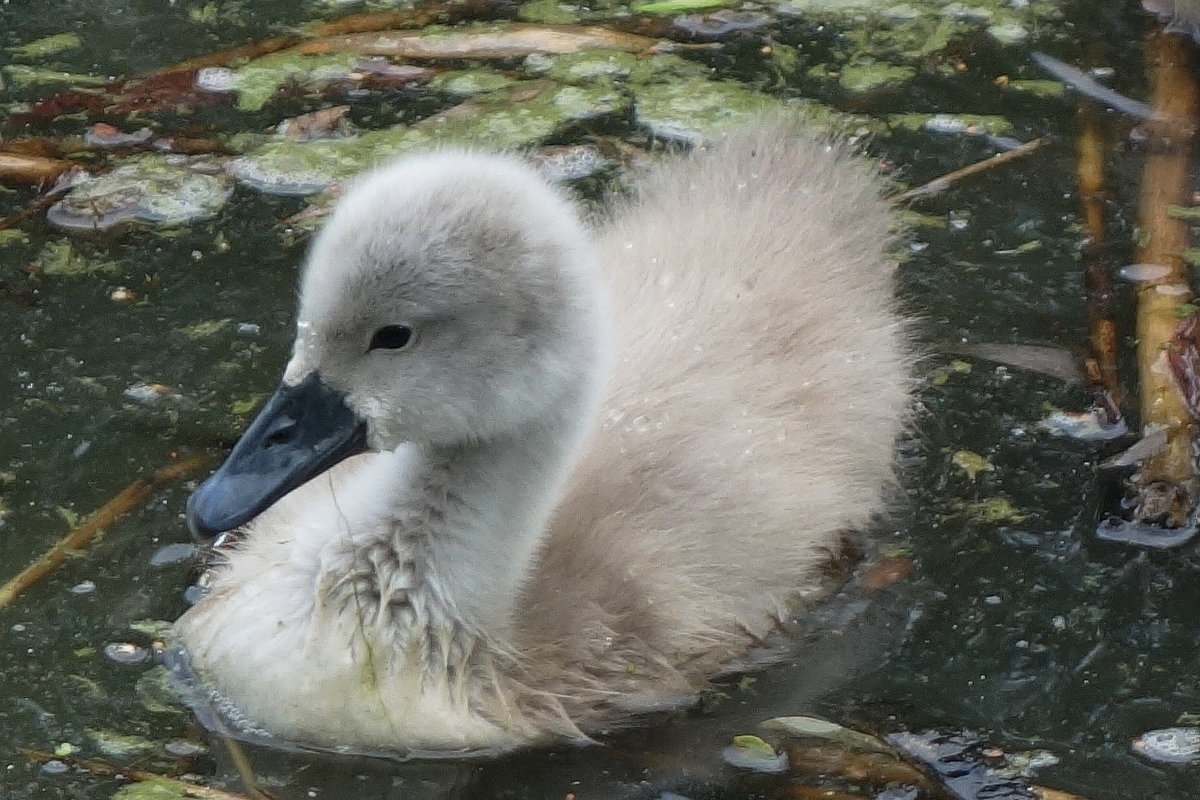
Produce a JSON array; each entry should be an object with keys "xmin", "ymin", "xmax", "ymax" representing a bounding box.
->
[
  {"xmin": 1032, "ymin": 51, "xmax": 1158, "ymax": 120},
  {"xmin": 1168, "ymin": 314, "xmax": 1200, "ymax": 421},
  {"xmin": 1118, "ymin": 262, "xmax": 1174, "ymax": 282},
  {"xmin": 1132, "ymin": 726, "xmax": 1200, "ymax": 764},
  {"xmin": 760, "ymin": 716, "xmax": 895, "ymax": 753},
  {"xmin": 84, "ymin": 124, "xmax": 155, "ymax": 150},
  {"xmin": 722, "ymin": 734, "xmax": 788, "ymax": 773},
  {"xmin": 1040, "ymin": 408, "xmax": 1129, "ymax": 441},
  {"xmin": 103, "ymin": 642, "xmax": 149, "ymax": 665},
  {"xmin": 950, "ymin": 450, "xmax": 994, "ymax": 481},
  {"xmin": 670, "ymin": 10, "xmax": 770, "ymax": 41},
  {"xmin": 149, "ymin": 543, "xmax": 198, "ymax": 567},
  {"xmin": 887, "ymin": 730, "xmax": 1038, "ymax": 800},
  {"xmin": 1100, "ymin": 425, "xmax": 1169, "ymax": 467},
  {"xmin": 276, "ymin": 105, "xmax": 355, "ymax": 141},
  {"xmin": 1095, "ymin": 516, "xmax": 1198, "ymax": 549},
  {"xmin": 47, "ymin": 155, "xmax": 233, "ymax": 231}
]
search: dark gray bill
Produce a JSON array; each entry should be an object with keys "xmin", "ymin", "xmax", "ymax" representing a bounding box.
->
[{"xmin": 186, "ymin": 372, "xmax": 368, "ymax": 536}]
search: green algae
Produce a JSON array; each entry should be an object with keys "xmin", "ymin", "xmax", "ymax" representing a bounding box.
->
[
  {"xmin": 633, "ymin": 0, "xmax": 731, "ymax": 15},
  {"xmin": 633, "ymin": 77, "xmax": 787, "ymax": 143},
  {"xmin": 229, "ymin": 51, "xmax": 361, "ymax": 111},
  {"xmin": 518, "ymin": 0, "xmax": 577, "ymax": 24},
  {"xmin": 232, "ymin": 81, "xmax": 629, "ymax": 195},
  {"xmin": 2, "ymin": 65, "xmax": 107, "ymax": 88},
  {"xmin": 33, "ymin": 240, "xmax": 114, "ymax": 277},
  {"xmin": 7, "ymin": 32, "xmax": 82, "ymax": 60},
  {"xmin": 535, "ymin": 49, "xmax": 640, "ymax": 84},
  {"xmin": 48, "ymin": 155, "xmax": 234, "ymax": 231},
  {"xmin": 430, "ymin": 68, "xmax": 518, "ymax": 97},
  {"xmin": 887, "ymin": 112, "xmax": 1013, "ymax": 135},
  {"xmin": 956, "ymin": 496, "xmax": 1028, "ymax": 524},
  {"xmin": 838, "ymin": 61, "xmax": 916, "ymax": 93}
]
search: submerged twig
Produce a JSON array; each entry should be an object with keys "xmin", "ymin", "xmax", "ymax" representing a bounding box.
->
[
  {"xmin": 1128, "ymin": 28, "xmax": 1200, "ymax": 528},
  {"xmin": 18, "ymin": 748, "xmax": 257, "ymax": 800},
  {"xmin": 0, "ymin": 454, "xmax": 209, "ymax": 611},
  {"xmin": 221, "ymin": 736, "xmax": 279, "ymax": 800},
  {"xmin": 890, "ymin": 137, "xmax": 1048, "ymax": 204}
]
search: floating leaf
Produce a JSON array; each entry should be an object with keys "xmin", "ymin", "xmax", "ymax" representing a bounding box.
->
[
  {"xmin": 761, "ymin": 716, "xmax": 895, "ymax": 753},
  {"xmin": 722, "ymin": 734, "xmax": 788, "ymax": 773},
  {"xmin": 950, "ymin": 450, "xmax": 993, "ymax": 481}
]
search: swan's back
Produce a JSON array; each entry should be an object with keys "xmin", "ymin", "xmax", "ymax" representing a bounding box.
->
[{"xmin": 515, "ymin": 122, "xmax": 909, "ymax": 719}]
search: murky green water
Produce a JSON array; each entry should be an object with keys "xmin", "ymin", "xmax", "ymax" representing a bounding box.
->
[{"xmin": 0, "ymin": 1, "xmax": 1195, "ymax": 798}]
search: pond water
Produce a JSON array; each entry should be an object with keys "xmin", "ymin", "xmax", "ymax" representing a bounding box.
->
[{"xmin": 0, "ymin": 1, "xmax": 1196, "ymax": 799}]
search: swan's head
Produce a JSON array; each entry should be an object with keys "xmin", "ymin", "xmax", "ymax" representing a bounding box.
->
[{"xmin": 187, "ymin": 152, "xmax": 604, "ymax": 535}]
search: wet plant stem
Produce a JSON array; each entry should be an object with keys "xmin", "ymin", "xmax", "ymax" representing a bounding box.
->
[
  {"xmin": 0, "ymin": 454, "xmax": 209, "ymax": 611},
  {"xmin": 221, "ymin": 736, "xmax": 277, "ymax": 800},
  {"xmin": 1076, "ymin": 104, "xmax": 1124, "ymax": 419},
  {"xmin": 889, "ymin": 136, "xmax": 1048, "ymax": 204},
  {"xmin": 1131, "ymin": 28, "xmax": 1200, "ymax": 526}
]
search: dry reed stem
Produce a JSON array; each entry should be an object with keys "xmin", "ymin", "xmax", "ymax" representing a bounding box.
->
[
  {"xmin": 0, "ymin": 454, "xmax": 209, "ymax": 611},
  {"xmin": 1132, "ymin": 29, "xmax": 1200, "ymax": 526}
]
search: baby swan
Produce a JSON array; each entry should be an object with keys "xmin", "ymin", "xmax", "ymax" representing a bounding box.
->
[{"xmin": 176, "ymin": 120, "xmax": 910, "ymax": 754}]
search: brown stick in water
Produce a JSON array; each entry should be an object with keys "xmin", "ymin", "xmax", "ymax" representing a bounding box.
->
[
  {"xmin": 0, "ymin": 454, "xmax": 209, "ymax": 611},
  {"xmin": 1076, "ymin": 104, "xmax": 1124, "ymax": 419},
  {"xmin": 890, "ymin": 136, "xmax": 1049, "ymax": 204},
  {"xmin": 1129, "ymin": 28, "xmax": 1200, "ymax": 527}
]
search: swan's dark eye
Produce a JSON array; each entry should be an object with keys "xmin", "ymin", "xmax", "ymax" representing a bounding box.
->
[{"xmin": 369, "ymin": 325, "xmax": 413, "ymax": 351}]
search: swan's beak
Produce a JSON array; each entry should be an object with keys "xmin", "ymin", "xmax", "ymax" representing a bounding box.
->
[{"xmin": 186, "ymin": 372, "xmax": 368, "ymax": 536}]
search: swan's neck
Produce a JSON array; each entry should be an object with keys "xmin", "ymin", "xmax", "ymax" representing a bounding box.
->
[
  {"xmin": 330, "ymin": 381, "xmax": 595, "ymax": 654},
  {"xmin": 406, "ymin": 417, "xmax": 579, "ymax": 637}
]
